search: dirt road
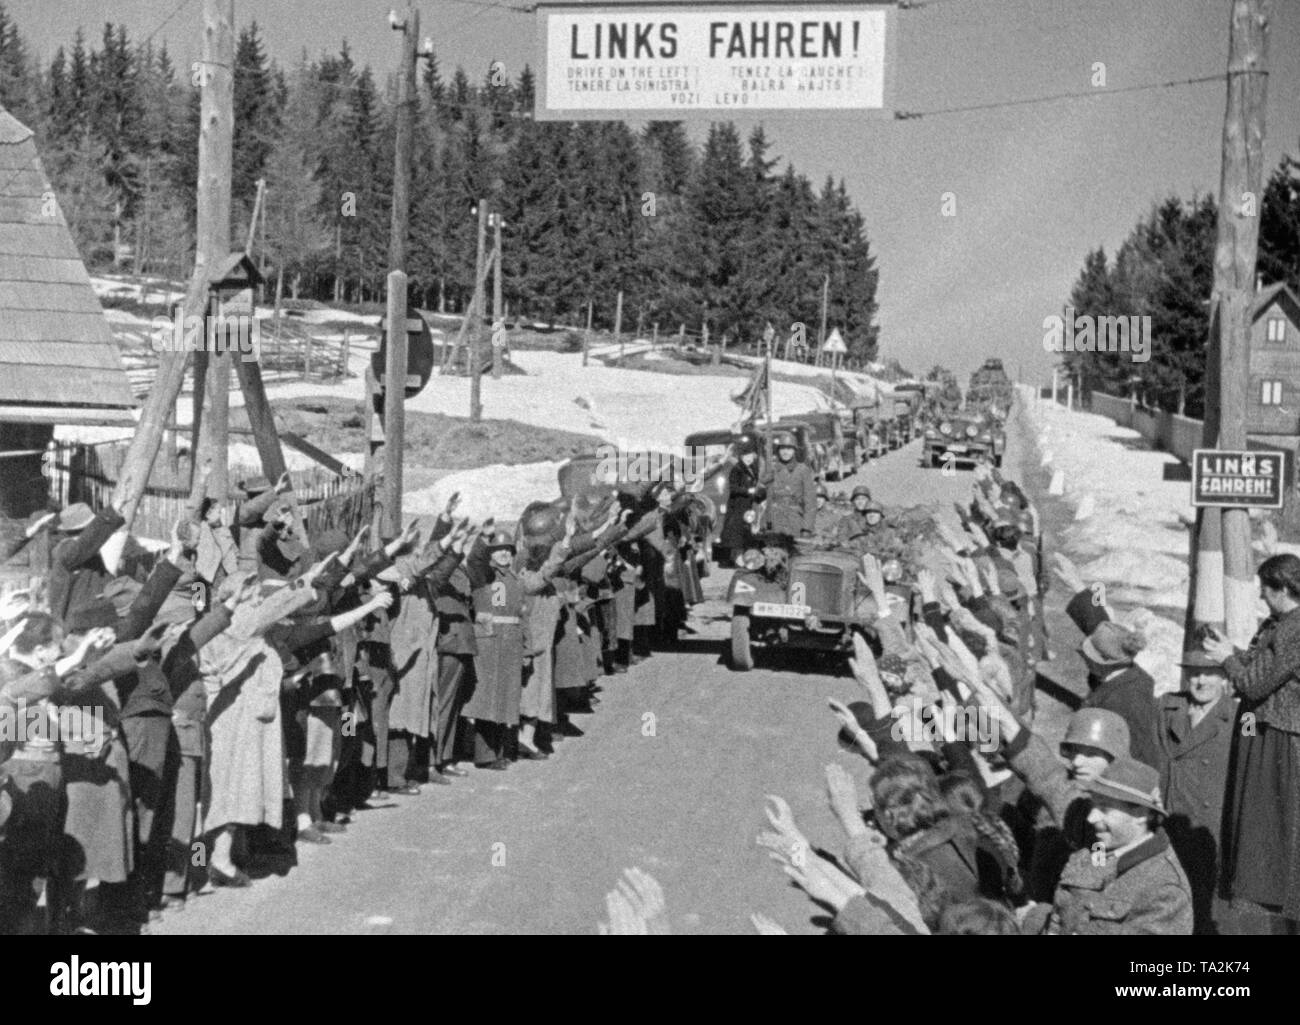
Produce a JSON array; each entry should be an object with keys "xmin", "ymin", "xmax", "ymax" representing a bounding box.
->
[{"xmin": 156, "ymin": 407, "xmax": 1077, "ymax": 935}]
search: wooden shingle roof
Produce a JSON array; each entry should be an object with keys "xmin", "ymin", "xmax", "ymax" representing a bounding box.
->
[{"xmin": 0, "ymin": 107, "xmax": 135, "ymax": 422}]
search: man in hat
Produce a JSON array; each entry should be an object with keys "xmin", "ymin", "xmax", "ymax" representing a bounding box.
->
[
  {"xmin": 48, "ymin": 499, "xmax": 126, "ymax": 626},
  {"xmin": 1157, "ymin": 649, "xmax": 1237, "ymax": 933},
  {"xmin": 760, "ymin": 431, "xmax": 816, "ymax": 538},
  {"xmin": 1026, "ymin": 758, "xmax": 1192, "ymax": 935},
  {"xmin": 234, "ymin": 472, "xmax": 296, "ymax": 576},
  {"xmin": 1079, "ymin": 620, "xmax": 1163, "ymax": 775}
]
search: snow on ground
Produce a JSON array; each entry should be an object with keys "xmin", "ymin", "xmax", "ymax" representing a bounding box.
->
[
  {"xmin": 1019, "ymin": 387, "xmax": 1200, "ymax": 694},
  {"xmin": 404, "ymin": 461, "xmax": 567, "ymax": 523},
  {"xmin": 260, "ymin": 348, "xmax": 832, "ymax": 452}
]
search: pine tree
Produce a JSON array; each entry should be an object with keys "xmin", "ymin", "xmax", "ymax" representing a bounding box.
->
[
  {"xmin": 232, "ymin": 22, "xmax": 280, "ymax": 223},
  {"xmin": 1260, "ymin": 153, "xmax": 1300, "ymax": 294},
  {"xmin": 0, "ymin": 2, "xmax": 36, "ymax": 124}
]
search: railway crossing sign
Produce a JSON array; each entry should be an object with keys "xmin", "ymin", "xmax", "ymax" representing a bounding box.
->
[{"xmin": 823, "ymin": 328, "xmax": 846, "ymax": 355}]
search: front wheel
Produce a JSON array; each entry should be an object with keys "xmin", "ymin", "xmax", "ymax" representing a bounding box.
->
[{"xmin": 730, "ymin": 613, "xmax": 754, "ymax": 671}]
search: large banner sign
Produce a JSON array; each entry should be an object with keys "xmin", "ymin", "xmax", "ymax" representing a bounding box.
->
[{"xmin": 534, "ymin": 3, "xmax": 895, "ymax": 119}]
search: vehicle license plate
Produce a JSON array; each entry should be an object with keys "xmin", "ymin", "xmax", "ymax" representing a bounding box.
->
[{"xmin": 752, "ymin": 602, "xmax": 812, "ymax": 619}]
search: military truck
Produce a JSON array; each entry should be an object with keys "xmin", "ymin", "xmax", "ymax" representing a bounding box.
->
[{"xmin": 967, "ymin": 358, "xmax": 1014, "ymax": 418}]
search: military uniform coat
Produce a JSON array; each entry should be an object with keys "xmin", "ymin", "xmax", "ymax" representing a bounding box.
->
[
  {"xmin": 761, "ymin": 460, "xmax": 817, "ymax": 536},
  {"xmin": 1158, "ymin": 691, "xmax": 1237, "ymax": 931},
  {"xmin": 465, "ymin": 565, "xmax": 526, "ymax": 727},
  {"xmin": 1023, "ymin": 831, "xmax": 1193, "ymax": 935}
]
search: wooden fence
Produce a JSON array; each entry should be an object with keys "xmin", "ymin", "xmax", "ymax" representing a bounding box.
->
[
  {"xmin": 43, "ymin": 439, "xmax": 374, "ymax": 543},
  {"xmin": 1086, "ymin": 391, "xmax": 1206, "ymax": 464}
]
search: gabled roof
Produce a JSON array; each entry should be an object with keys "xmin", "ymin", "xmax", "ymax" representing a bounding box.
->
[
  {"xmin": 1253, "ymin": 281, "xmax": 1300, "ymax": 326},
  {"xmin": 0, "ymin": 107, "xmax": 135, "ymax": 424}
]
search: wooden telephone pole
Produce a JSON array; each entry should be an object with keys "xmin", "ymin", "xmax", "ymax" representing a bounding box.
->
[
  {"xmin": 114, "ymin": 0, "xmax": 234, "ymax": 525},
  {"xmin": 492, "ymin": 211, "xmax": 504, "ymax": 379},
  {"xmin": 1191, "ymin": 0, "xmax": 1273, "ymax": 645},
  {"xmin": 818, "ymin": 273, "xmax": 829, "ymax": 368},
  {"xmin": 370, "ymin": 3, "xmax": 421, "ymax": 538},
  {"xmin": 469, "ymin": 200, "xmax": 488, "ymax": 422}
]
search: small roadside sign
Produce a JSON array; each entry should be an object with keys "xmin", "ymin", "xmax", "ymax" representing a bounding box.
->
[
  {"xmin": 1191, "ymin": 448, "xmax": 1285, "ymax": 508},
  {"xmin": 823, "ymin": 328, "xmax": 847, "ymax": 355}
]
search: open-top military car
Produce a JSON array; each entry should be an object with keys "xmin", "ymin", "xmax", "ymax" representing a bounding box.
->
[
  {"xmin": 725, "ymin": 538, "xmax": 912, "ymax": 670},
  {"xmin": 922, "ymin": 410, "xmax": 1004, "ymax": 469}
]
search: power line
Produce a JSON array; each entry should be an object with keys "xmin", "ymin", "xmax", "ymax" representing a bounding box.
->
[
  {"xmin": 144, "ymin": 0, "xmax": 196, "ymax": 45},
  {"xmin": 436, "ymin": 0, "xmax": 534, "ymax": 14},
  {"xmin": 894, "ymin": 72, "xmax": 1229, "ymax": 120}
]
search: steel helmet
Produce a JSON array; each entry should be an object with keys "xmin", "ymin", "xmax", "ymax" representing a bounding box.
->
[
  {"xmin": 772, "ymin": 430, "xmax": 797, "ymax": 449},
  {"xmin": 1061, "ymin": 708, "xmax": 1131, "ymax": 761},
  {"xmin": 851, "ymin": 485, "xmax": 873, "ymax": 502}
]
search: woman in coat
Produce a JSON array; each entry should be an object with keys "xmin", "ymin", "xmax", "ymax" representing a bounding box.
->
[
  {"xmin": 1205, "ymin": 553, "xmax": 1300, "ymax": 933},
  {"xmin": 718, "ymin": 442, "xmax": 763, "ymax": 566}
]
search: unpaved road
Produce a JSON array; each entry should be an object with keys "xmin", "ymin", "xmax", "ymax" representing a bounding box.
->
[{"xmin": 156, "ymin": 406, "xmax": 1081, "ymax": 935}]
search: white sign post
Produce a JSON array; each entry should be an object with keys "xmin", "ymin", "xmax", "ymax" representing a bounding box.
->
[{"xmin": 535, "ymin": 2, "xmax": 896, "ymax": 120}]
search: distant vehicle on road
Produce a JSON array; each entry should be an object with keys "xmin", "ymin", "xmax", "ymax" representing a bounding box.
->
[{"xmin": 922, "ymin": 410, "xmax": 1004, "ymax": 469}]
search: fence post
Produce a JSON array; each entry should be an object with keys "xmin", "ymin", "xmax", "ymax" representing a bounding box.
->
[{"xmin": 340, "ymin": 330, "xmax": 351, "ymax": 379}]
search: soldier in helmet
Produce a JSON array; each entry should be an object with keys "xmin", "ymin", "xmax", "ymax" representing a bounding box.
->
[
  {"xmin": 835, "ymin": 486, "xmax": 884, "ymax": 550},
  {"xmin": 809, "ymin": 483, "xmax": 840, "ymax": 547},
  {"xmin": 1060, "ymin": 707, "xmax": 1132, "ymax": 783},
  {"xmin": 759, "ymin": 430, "xmax": 817, "ymax": 539}
]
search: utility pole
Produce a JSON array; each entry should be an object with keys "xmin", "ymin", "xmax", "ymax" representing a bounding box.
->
[
  {"xmin": 818, "ymin": 273, "xmax": 829, "ymax": 368},
  {"xmin": 1192, "ymin": 0, "xmax": 1273, "ymax": 645},
  {"xmin": 491, "ymin": 211, "xmax": 503, "ymax": 379},
  {"xmin": 583, "ymin": 300, "xmax": 593, "ymax": 366},
  {"xmin": 371, "ymin": 3, "xmax": 426, "ymax": 538},
  {"xmin": 614, "ymin": 289, "xmax": 624, "ymax": 357},
  {"xmin": 389, "ymin": 4, "xmax": 418, "ymax": 272},
  {"xmin": 382, "ymin": 270, "xmax": 408, "ymax": 538},
  {"xmin": 470, "ymin": 199, "xmax": 488, "ymax": 421},
  {"xmin": 115, "ymin": 0, "xmax": 234, "ymax": 526}
]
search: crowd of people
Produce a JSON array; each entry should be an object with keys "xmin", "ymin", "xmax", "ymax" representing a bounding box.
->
[
  {"xmin": 4, "ymin": 428, "xmax": 1299, "ymax": 936},
  {"xmin": 0, "ymin": 464, "xmax": 708, "ymax": 934},
  {"xmin": 750, "ymin": 463, "xmax": 1300, "ymax": 936}
]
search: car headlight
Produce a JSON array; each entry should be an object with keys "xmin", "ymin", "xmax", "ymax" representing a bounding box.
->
[
  {"xmin": 939, "ymin": 422, "xmax": 953, "ymax": 436},
  {"xmin": 965, "ymin": 425, "xmax": 978, "ymax": 438},
  {"xmin": 924, "ymin": 429, "xmax": 937, "ymax": 439},
  {"xmin": 741, "ymin": 549, "xmax": 764, "ymax": 570},
  {"xmin": 980, "ymin": 434, "xmax": 991, "ymax": 442}
]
